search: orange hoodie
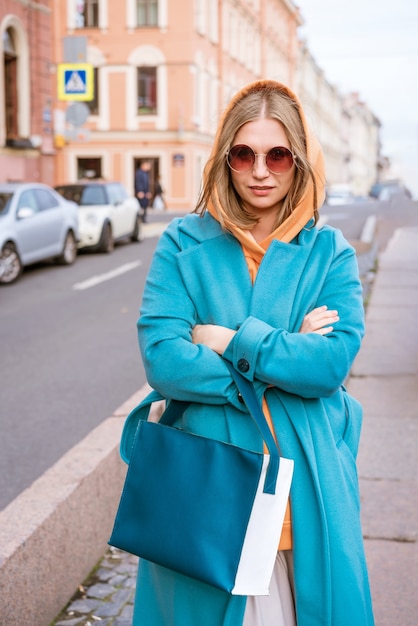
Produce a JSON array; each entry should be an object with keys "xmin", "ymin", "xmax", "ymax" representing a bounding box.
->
[{"xmin": 207, "ymin": 80, "xmax": 326, "ymax": 550}]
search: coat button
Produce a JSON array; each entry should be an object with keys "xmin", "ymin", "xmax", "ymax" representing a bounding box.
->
[
  {"xmin": 237, "ymin": 392, "xmax": 245, "ymax": 404},
  {"xmin": 237, "ymin": 358, "xmax": 249, "ymax": 373}
]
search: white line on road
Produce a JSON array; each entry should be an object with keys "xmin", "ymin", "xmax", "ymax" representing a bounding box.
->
[
  {"xmin": 72, "ymin": 260, "xmax": 142, "ymax": 291},
  {"xmin": 360, "ymin": 214, "xmax": 377, "ymax": 243}
]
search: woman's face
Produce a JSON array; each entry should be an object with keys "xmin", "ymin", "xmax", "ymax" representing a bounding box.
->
[{"xmin": 229, "ymin": 118, "xmax": 296, "ymax": 221}]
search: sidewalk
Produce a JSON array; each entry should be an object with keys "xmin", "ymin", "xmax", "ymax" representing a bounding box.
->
[
  {"xmin": 52, "ymin": 226, "xmax": 418, "ymax": 626},
  {"xmin": 349, "ymin": 226, "xmax": 418, "ymax": 626}
]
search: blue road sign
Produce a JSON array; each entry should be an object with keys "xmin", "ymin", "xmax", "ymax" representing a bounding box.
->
[
  {"xmin": 64, "ymin": 69, "xmax": 87, "ymax": 93},
  {"xmin": 58, "ymin": 64, "xmax": 94, "ymax": 101}
]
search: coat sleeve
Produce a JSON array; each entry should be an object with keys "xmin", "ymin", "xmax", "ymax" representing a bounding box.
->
[
  {"xmin": 222, "ymin": 232, "xmax": 365, "ymax": 398},
  {"xmin": 137, "ymin": 220, "xmax": 248, "ymax": 409}
]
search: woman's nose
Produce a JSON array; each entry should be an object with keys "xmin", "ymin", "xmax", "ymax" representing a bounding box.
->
[{"xmin": 252, "ymin": 154, "xmax": 269, "ymax": 177}]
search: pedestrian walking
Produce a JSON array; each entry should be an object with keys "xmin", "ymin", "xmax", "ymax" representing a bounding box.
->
[
  {"xmin": 134, "ymin": 160, "xmax": 152, "ymax": 222},
  {"xmin": 132, "ymin": 80, "xmax": 374, "ymax": 625}
]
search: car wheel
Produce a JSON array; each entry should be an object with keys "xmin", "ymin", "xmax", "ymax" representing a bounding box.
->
[
  {"xmin": 0, "ymin": 243, "xmax": 23, "ymax": 285},
  {"xmin": 98, "ymin": 222, "xmax": 114, "ymax": 253},
  {"xmin": 57, "ymin": 231, "xmax": 77, "ymax": 265},
  {"xmin": 0, "ymin": 242, "xmax": 23, "ymax": 285},
  {"xmin": 131, "ymin": 214, "xmax": 144, "ymax": 243}
]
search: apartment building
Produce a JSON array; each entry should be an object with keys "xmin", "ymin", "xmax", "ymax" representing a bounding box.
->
[
  {"xmin": 296, "ymin": 42, "xmax": 381, "ymax": 195},
  {"xmin": 344, "ymin": 92, "xmax": 381, "ymax": 196},
  {"xmin": 52, "ymin": 0, "xmax": 301, "ymax": 209},
  {"xmin": 0, "ymin": 0, "xmax": 55, "ymax": 184}
]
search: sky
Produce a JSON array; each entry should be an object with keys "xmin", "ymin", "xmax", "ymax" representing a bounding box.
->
[{"xmin": 295, "ymin": 0, "xmax": 418, "ymax": 197}]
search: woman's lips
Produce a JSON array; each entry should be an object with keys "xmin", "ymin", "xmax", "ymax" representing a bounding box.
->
[{"xmin": 249, "ymin": 186, "xmax": 273, "ymax": 195}]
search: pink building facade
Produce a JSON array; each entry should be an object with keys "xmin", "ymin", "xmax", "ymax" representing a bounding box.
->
[
  {"xmin": 0, "ymin": 0, "xmax": 55, "ymax": 184},
  {"xmin": 53, "ymin": 0, "xmax": 300, "ymax": 209}
]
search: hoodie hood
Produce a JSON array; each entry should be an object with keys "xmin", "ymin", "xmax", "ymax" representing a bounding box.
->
[{"xmin": 206, "ymin": 80, "xmax": 326, "ymax": 258}]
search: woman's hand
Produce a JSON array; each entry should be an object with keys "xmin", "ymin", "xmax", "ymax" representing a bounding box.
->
[
  {"xmin": 192, "ymin": 324, "xmax": 236, "ymax": 354},
  {"xmin": 299, "ymin": 306, "xmax": 339, "ymax": 335}
]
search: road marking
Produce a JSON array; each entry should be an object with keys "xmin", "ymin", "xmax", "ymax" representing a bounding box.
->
[
  {"xmin": 73, "ymin": 260, "xmax": 142, "ymax": 291},
  {"xmin": 360, "ymin": 214, "xmax": 377, "ymax": 243}
]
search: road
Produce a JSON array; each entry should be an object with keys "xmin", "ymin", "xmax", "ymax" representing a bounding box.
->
[
  {"xmin": 0, "ymin": 215, "xmax": 173, "ymax": 510},
  {"xmin": 1, "ymin": 197, "xmax": 416, "ymax": 510},
  {"xmin": 321, "ymin": 194, "xmax": 418, "ymax": 251}
]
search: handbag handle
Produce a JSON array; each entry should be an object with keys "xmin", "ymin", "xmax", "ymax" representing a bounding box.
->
[
  {"xmin": 120, "ymin": 362, "xmax": 280, "ymax": 494},
  {"xmin": 224, "ymin": 361, "xmax": 279, "ymax": 495}
]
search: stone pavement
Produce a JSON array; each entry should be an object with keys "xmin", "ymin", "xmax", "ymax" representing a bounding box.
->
[
  {"xmin": 51, "ymin": 226, "xmax": 418, "ymax": 626},
  {"xmin": 52, "ymin": 547, "xmax": 138, "ymax": 626},
  {"xmin": 348, "ymin": 226, "xmax": 418, "ymax": 626}
]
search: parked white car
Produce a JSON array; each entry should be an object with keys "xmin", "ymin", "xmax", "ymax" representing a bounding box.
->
[
  {"xmin": 55, "ymin": 181, "xmax": 143, "ymax": 253},
  {"xmin": 0, "ymin": 182, "xmax": 79, "ymax": 285}
]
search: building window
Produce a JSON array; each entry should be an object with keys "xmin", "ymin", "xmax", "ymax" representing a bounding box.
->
[
  {"xmin": 85, "ymin": 67, "xmax": 99, "ymax": 115},
  {"xmin": 3, "ymin": 29, "xmax": 18, "ymax": 139},
  {"xmin": 136, "ymin": 0, "xmax": 158, "ymax": 26},
  {"xmin": 77, "ymin": 157, "xmax": 102, "ymax": 179},
  {"xmin": 137, "ymin": 67, "xmax": 157, "ymax": 115},
  {"xmin": 76, "ymin": 0, "xmax": 99, "ymax": 28}
]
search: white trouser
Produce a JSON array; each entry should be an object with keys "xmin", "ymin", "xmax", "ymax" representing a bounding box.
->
[{"xmin": 242, "ymin": 551, "xmax": 296, "ymax": 626}]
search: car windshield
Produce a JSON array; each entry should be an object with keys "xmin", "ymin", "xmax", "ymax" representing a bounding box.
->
[
  {"xmin": 0, "ymin": 192, "xmax": 13, "ymax": 216},
  {"xmin": 55, "ymin": 185, "xmax": 107, "ymax": 206}
]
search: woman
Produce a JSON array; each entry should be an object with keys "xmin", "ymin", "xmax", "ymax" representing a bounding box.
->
[{"xmin": 134, "ymin": 80, "xmax": 374, "ymax": 625}]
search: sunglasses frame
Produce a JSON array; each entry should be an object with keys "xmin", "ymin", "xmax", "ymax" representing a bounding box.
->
[{"xmin": 226, "ymin": 144, "xmax": 296, "ymax": 175}]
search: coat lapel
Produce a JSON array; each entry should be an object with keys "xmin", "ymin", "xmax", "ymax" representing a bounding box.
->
[
  {"xmin": 251, "ymin": 239, "xmax": 313, "ymax": 331},
  {"xmin": 176, "ymin": 232, "xmax": 253, "ymax": 326}
]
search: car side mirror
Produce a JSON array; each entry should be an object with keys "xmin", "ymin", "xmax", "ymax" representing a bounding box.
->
[{"xmin": 17, "ymin": 207, "xmax": 35, "ymax": 220}]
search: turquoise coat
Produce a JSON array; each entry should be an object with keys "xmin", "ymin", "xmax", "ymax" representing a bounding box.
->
[{"xmin": 133, "ymin": 213, "xmax": 374, "ymax": 625}]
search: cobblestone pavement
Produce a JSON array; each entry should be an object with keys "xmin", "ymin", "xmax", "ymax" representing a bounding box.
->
[{"xmin": 52, "ymin": 548, "xmax": 138, "ymax": 626}]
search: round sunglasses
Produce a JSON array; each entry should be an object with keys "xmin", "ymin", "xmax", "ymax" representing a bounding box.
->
[{"xmin": 227, "ymin": 144, "xmax": 296, "ymax": 174}]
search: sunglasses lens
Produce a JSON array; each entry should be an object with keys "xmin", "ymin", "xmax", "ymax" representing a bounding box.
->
[
  {"xmin": 266, "ymin": 147, "xmax": 294, "ymax": 173},
  {"xmin": 227, "ymin": 145, "xmax": 255, "ymax": 171}
]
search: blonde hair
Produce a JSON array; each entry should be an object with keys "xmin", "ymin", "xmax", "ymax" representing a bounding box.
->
[{"xmin": 196, "ymin": 84, "xmax": 319, "ymax": 229}]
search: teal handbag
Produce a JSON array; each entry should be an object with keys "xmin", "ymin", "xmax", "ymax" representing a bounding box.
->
[{"xmin": 108, "ymin": 362, "xmax": 293, "ymax": 596}]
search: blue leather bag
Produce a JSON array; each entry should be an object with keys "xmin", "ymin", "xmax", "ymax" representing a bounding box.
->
[{"xmin": 108, "ymin": 362, "xmax": 293, "ymax": 595}]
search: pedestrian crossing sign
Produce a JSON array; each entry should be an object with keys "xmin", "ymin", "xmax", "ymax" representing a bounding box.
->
[{"xmin": 57, "ymin": 63, "xmax": 94, "ymax": 101}]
